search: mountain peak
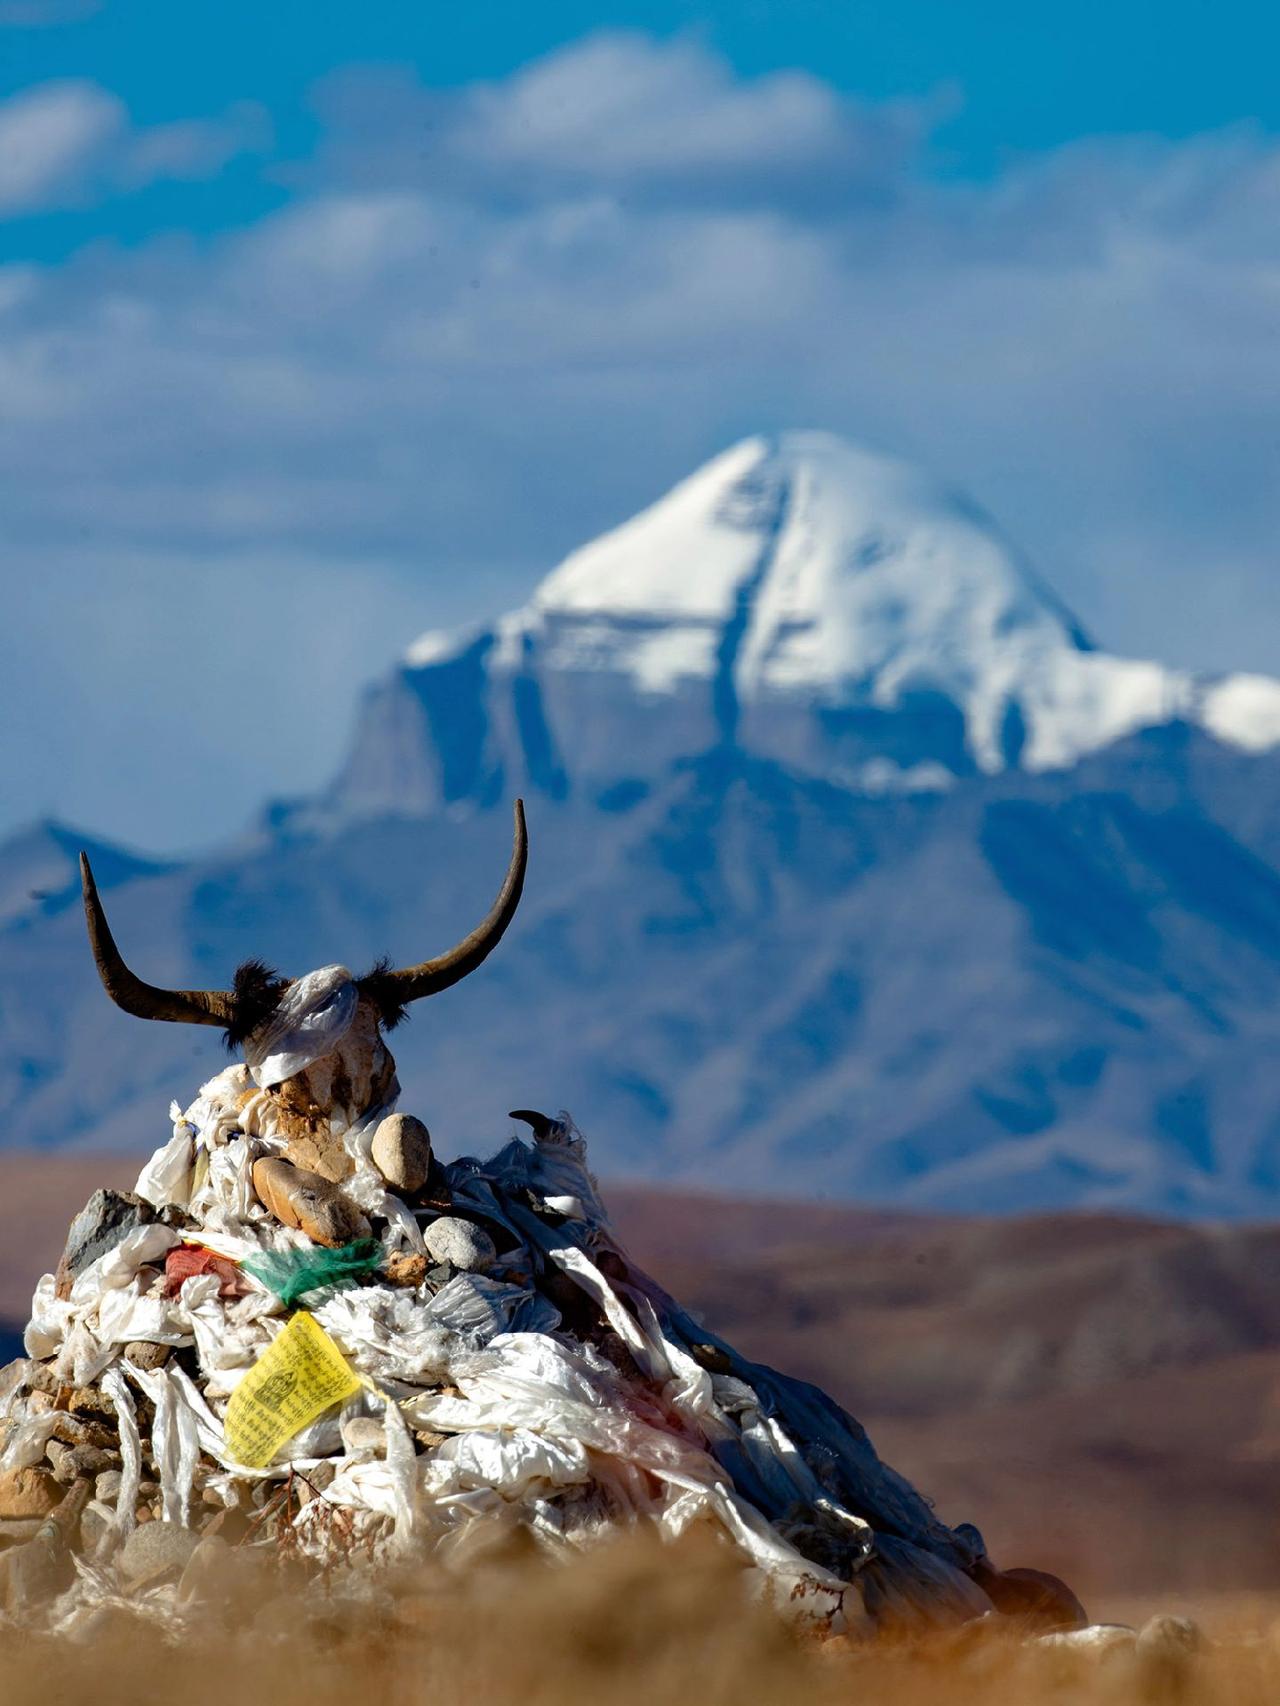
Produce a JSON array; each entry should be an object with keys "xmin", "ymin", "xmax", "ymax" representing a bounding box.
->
[
  {"xmin": 405, "ymin": 432, "xmax": 1185, "ymax": 776},
  {"xmin": 376, "ymin": 432, "xmax": 1280, "ymax": 821},
  {"xmin": 532, "ymin": 430, "xmax": 1092, "ymax": 652}
]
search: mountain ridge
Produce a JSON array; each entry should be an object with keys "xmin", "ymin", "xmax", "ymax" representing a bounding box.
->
[{"xmin": 6, "ymin": 431, "xmax": 1280, "ymax": 1218}]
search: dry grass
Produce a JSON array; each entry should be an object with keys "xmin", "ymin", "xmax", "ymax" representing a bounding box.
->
[{"xmin": 2, "ymin": 1532, "xmax": 1279, "ymax": 1706}]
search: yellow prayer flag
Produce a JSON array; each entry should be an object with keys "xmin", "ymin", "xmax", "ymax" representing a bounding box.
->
[{"xmin": 223, "ymin": 1310, "xmax": 361, "ymax": 1470}]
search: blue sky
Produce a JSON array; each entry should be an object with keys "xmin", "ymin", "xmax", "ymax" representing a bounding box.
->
[
  {"xmin": 5, "ymin": 0, "xmax": 1277, "ymax": 187},
  {"xmin": 3, "ymin": 0, "xmax": 1279, "ymax": 849}
]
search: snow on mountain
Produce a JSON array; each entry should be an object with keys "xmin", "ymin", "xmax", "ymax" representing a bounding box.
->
[{"xmin": 395, "ymin": 432, "xmax": 1280, "ymax": 802}]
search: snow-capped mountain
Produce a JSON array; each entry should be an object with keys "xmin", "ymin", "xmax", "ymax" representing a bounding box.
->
[
  {"xmin": 7, "ymin": 431, "xmax": 1280, "ymax": 1217},
  {"xmin": 314, "ymin": 433, "xmax": 1280, "ymax": 826}
]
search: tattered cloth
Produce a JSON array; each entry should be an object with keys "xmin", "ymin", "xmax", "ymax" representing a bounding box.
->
[{"xmin": 0, "ymin": 1065, "xmax": 1026, "ymax": 1638}]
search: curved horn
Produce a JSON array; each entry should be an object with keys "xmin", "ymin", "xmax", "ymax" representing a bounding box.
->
[
  {"xmin": 382, "ymin": 799, "xmax": 528, "ymax": 1003},
  {"xmin": 80, "ymin": 853, "xmax": 235, "ymax": 1027}
]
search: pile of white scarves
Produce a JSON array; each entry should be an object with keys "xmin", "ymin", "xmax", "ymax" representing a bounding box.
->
[{"xmin": 3, "ymin": 1062, "xmax": 996, "ymax": 1636}]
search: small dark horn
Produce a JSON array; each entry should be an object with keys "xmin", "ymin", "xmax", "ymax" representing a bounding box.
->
[
  {"xmin": 380, "ymin": 800, "xmax": 528, "ymax": 1004},
  {"xmin": 80, "ymin": 853, "xmax": 235, "ymax": 1027},
  {"xmin": 509, "ymin": 1109, "xmax": 564, "ymax": 1141}
]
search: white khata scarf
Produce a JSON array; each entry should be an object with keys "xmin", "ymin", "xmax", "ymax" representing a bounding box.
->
[{"xmin": 242, "ymin": 964, "xmax": 358, "ymax": 1089}]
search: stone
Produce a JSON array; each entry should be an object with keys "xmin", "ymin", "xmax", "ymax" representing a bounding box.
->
[
  {"xmin": 423, "ymin": 1217, "xmax": 497, "ymax": 1273},
  {"xmin": 383, "ymin": 1251, "xmax": 429, "ymax": 1288},
  {"xmin": 0, "ymin": 1467, "xmax": 62, "ymax": 1520},
  {"xmin": 2, "ymin": 1480, "xmax": 91, "ymax": 1611},
  {"xmin": 46, "ymin": 1440, "xmax": 116, "ymax": 1485},
  {"xmin": 50, "ymin": 1413, "xmax": 114, "ymax": 1449},
  {"xmin": 978, "ymin": 1563, "xmax": 1087, "ymax": 1631},
  {"xmin": 1136, "ymin": 1613, "xmax": 1203, "ymax": 1657},
  {"xmin": 201, "ymin": 1505, "xmax": 253, "ymax": 1545},
  {"xmin": 371, "ymin": 1114, "xmax": 432, "ymax": 1193},
  {"xmin": 177, "ymin": 1532, "xmax": 236, "ymax": 1604},
  {"xmin": 123, "ymin": 1340, "xmax": 171, "ymax": 1370},
  {"xmin": 119, "ymin": 1520, "xmax": 202, "ymax": 1588},
  {"xmin": 95, "ymin": 1469, "xmax": 122, "ymax": 1504},
  {"xmin": 251, "ymin": 1157, "xmax": 371, "ymax": 1248},
  {"xmin": 340, "ymin": 1416, "xmax": 386, "ymax": 1457},
  {"xmin": 1136, "ymin": 1613, "xmax": 1203, "ymax": 1685},
  {"xmin": 57, "ymin": 1190, "xmax": 155, "ymax": 1293},
  {"xmin": 66, "ymin": 1385, "xmax": 114, "ymax": 1419}
]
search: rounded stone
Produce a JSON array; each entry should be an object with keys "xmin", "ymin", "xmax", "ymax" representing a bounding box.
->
[
  {"xmin": 371, "ymin": 1114, "xmax": 432, "ymax": 1194},
  {"xmin": 0, "ymin": 1466, "xmax": 62, "ymax": 1520},
  {"xmin": 95, "ymin": 1469, "xmax": 122, "ymax": 1504},
  {"xmin": 1136, "ymin": 1613, "xmax": 1203, "ymax": 1673},
  {"xmin": 119, "ymin": 1520, "xmax": 202, "ymax": 1587},
  {"xmin": 423, "ymin": 1216, "xmax": 496, "ymax": 1273},
  {"xmin": 251, "ymin": 1157, "xmax": 370, "ymax": 1248},
  {"xmin": 340, "ymin": 1416, "xmax": 386, "ymax": 1457}
]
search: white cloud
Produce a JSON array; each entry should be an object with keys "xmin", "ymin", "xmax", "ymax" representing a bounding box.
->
[
  {"xmin": 0, "ymin": 78, "xmax": 268, "ymax": 214},
  {"xmin": 2, "ymin": 34, "xmax": 1280, "ymax": 848},
  {"xmin": 118, "ymin": 101, "xmax": 272, "ymax": 186},
  {"xmin": 0, "ymin": 80, "xmax": 122, "ymax": 212},
  {"xmin": 313, "ymin": 31, "xmax": 932, "ymax": 211}
]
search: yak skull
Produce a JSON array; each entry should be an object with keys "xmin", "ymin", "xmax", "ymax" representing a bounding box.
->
[{"xmin": 79, "ymin": 801, "xmax": 527, "ymax": 1186}]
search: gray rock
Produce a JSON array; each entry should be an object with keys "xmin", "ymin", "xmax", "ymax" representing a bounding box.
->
[
  {"xmin": 95, "ymin": 1469, "xmax": 122, "ymax": 1504},
  {"xmin": 423, "ymin": 1217, "xmax": 497, "ymax": 1273},
  {"xmin": 340, "ymin": 1416, "xmax": 386, "ymax": 1457},
  {"xmin": 59, "ymin": 1190, "xmax": 155, "ymax": 1284},
  {"xmin": 118, "ymin": 1520, "xmax": 201, "ymax": 1588},
  {"xmin": 177, "ymin": 1532, "xmax": 236, "ymax": 1605},
  {"xmin": 371, "ymin": 1113, "xmax": 432, "ymax": 1193},
  {"xmin": 46, "ymin": 1440, "xmax": 117, "ymax": 1485}
]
